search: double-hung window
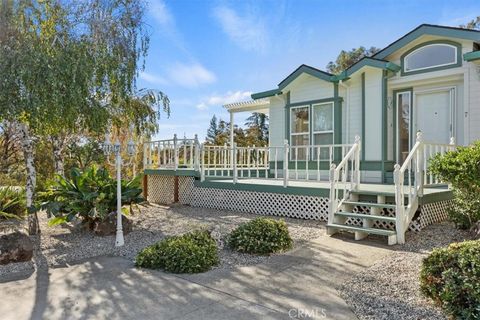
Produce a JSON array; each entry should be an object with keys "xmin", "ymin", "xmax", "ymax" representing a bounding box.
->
[
  {"xmin": 289, "ymin": 102, "xmax": 335, "ymax": 160},
  {"xmin": 290, "ymin": 106, "xmax": 309, "ymax": 160},
  {"xmin": 312, "ymin": 102, "xmax": 334, "ymax": 159}
]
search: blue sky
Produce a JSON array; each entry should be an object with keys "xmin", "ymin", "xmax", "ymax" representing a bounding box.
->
[{"xmin": 137, "ymin": 0, "xmax": 480, "ymax": 140}]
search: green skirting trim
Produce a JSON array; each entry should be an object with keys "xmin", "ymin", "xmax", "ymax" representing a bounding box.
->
[
  {"xmin": 194, "ymin": 179, "xmax": 334, "ymax": 197},
  {"xmin": 419, "ymin": 190, "xmax": 453, "ymax": 204},
  {"xmin": 144, "ymin": 169, "xmax": 200, "ymax": 177}
]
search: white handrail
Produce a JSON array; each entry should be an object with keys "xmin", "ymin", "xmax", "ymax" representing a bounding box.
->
[
  {"xmin": 143, "ymin": 135, "xmax": 200, "ymax": 170},
  {"xmin": 328, "ymin": 136, "xmax": 361, "ymax": 225},
  {"xmin": 394, "ymin": 132, "xmax": 456, "ymax": 244}
]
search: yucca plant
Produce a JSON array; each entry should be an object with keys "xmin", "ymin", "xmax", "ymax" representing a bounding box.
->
[
  {"xmin": 39, "ymin": 166, "xmax": 144, "ymax": 227},
  {"xmin": 0, "ymin": 187, "xmax": 26, "ymax": 220}
]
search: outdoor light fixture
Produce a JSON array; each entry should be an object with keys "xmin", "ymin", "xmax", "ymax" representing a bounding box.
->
[{"xmin": 102, "ymin": 128, "xmax": 136, "ymax": 247}]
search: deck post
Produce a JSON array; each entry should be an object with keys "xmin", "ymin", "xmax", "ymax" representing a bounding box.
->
[
  {"xmin": 200, "ymin": 145, "xmax": 205, "ymax": 181},
  {"xmin": 283, "ymin": 140, "xmax": 289, "ymax": 187},
  {"xmin": 354, "ymin": 135, "xmax": 361, "ymax": 190},
  {"xmin": 143, "ymin": 142, "xmax": 148, "ymax": 170},
  {"xmin": 394, "ymin": 164, "xmax": 405, "ymax": 244},
  {"xmin": 415, "ymin": 132, "xmax": 424, "ymax": 197},
  {"xmin": 173, "ymin": 134, "xmax": 178, "ymax": 171},
  {"xmin": 328, "ymin": 164, "xmax": 337, "ymax": 226},
  {"xmin": 229, "ymin": 111, "xmax": 234, "ymax": 147},
  {"xmin": 194, "ymin": 134, "xmax": 200, "ymax": 171},
  {"xmin": 232, "ymin": 143, "xmax": 238, "ymax": 184}
]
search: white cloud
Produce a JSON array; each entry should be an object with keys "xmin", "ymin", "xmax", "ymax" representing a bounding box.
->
[
  {"xmin": 139, "ymin": 71, "xmax": 167, "ymax": 85},
  {"xmin": 196, "ymin": 91, "xmax": 252, "ymax": 110},
  {"xmin": 149, "ymin": 0, "xmax": 174, "ymax": 27},
  {"xmin": 168, "ymin": 63, "xmax": 216, "ymax": 88},
  {"xmin": 213, "ymin": 6, "xmax": 269, "ymax": 53}
]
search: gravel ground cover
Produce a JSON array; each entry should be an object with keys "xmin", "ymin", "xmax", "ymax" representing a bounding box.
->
[
  {"xmin": 339, "ymin": 222, "xmax": 473, "ymax": 320},
  {"xmin": 0, "ymin": 203, "xmax": 326, "ymax": 277}
]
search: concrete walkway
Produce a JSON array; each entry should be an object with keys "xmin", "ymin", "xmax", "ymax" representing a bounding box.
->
[{"xmin": 0, "ymin": 236, "xmax": 391, "ymax": 320}]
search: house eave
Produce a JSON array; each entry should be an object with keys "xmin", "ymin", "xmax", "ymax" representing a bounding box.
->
[
  {"xmin": 251, "ymin": 88, "xmax": 282, "ymax": 100},
  {"xmin": 464, "ymin": 50, "xmax": 480, "ymax": 62},
  {"xmin": 374, "ymin": 24, "xmax": 480, "ymax": 60}
]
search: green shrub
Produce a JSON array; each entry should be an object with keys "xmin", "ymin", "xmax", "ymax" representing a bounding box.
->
[
  {"xmin": 39, "ymin": 166, "xmax": 144, "ymax": 227},
  {"xmin": 135, "ymin": 230, "xmax": 219, "ymax": 273},
  {"xmin": 228, "ymin": 218, "xmax": 293, "ymax": 255},
  {"xmin": 430, "ymin": 142, "xmax": 480, "ymax": 229},
  {"xmin": 420, "ymin": 240, "xmax": 480, "ymax": 319},
  {"xmin": 0, "ymin": 187, "xmax": 26, "ymax": 220}
]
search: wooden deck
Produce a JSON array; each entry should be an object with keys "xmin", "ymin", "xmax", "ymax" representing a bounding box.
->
[{"xmin": 201, "ymin": 178, "xmax": 452, "ymax": 203}]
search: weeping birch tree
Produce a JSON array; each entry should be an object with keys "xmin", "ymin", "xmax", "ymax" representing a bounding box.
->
[{"xmin": 0, "ymin": 0, "xmax": 169, "ymax": 234}]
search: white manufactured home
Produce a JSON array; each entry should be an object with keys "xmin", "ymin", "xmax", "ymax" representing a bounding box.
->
[{"xmin": 143, "ymin": 24, "xmax": 480, "ymax": 245}]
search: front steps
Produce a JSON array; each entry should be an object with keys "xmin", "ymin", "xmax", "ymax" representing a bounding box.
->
[{"xmin": 327, "ymin": 193, "xmax": 401, "ymax": 245}]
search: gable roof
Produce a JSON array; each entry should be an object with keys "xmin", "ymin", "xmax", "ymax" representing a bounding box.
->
[
  {"xmin": 373, "ymin": 24, "xmax": 480, "ymax": 59},
  {"xmin": 278, "ymin": 64, "xmax": 334, "ymax": 89},
  {"xmin": 251, "ymin": 24, "xmax": 480, "ymax": 100}
]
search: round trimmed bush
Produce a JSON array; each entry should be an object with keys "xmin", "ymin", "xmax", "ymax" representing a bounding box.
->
[
  {"xmin": 228, "ymin": 218, "xmax": 293, "ymax": 255},
  {"xmin": 135, "ymin": 230, "xmax": 219, "ymax": 273},
  {"xmin": 420, "ymin": 240, "xmax": 480, "ymax": 319}
]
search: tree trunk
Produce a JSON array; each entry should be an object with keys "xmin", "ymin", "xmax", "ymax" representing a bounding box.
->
[
  {"xmin": 17, "ymin": 123, "xmax": 39, "ymax": 235},
  {"xmin": 51, "ymin": 135, "xmax": 65, "ymax": 176}
]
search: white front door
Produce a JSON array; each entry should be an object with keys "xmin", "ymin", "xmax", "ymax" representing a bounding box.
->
[{"xmin": 415, "ymin": 88, "xmax": 454, "ymax": 144}]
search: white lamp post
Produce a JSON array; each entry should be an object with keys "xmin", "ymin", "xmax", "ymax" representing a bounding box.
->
[{"xmin": 102, "ymin": 130, "xmax": 136, "ymax": 247}]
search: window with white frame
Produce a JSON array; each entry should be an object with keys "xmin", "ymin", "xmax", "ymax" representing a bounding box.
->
[
  {"xmin": 290, "ymin": 106, "xmax": 309, "ymax": 160},
  {"xmin": 404, "ymin": 43, "xmax": 457, "ymax": 73},
  {"xmin": 312, "ymin": 102, "xmax": 334, "ymax": 159},
  {"xmin": 289, "ymin": 103, "xmax": 335, "ymax": 161}
]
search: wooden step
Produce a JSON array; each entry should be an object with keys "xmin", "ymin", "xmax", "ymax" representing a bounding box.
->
[
  {"xmin": 335, "ymin": 212, "xmax": 396, "ymax": 222},
  {"xmin": 327, "ymin": 223, "xmax": 396, "ymax": 236},
  {"xmin": 342, "ymin": 201, "xmax": 396, "ymax": 209}
]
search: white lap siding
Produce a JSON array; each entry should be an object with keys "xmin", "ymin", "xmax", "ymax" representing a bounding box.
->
[{"xmin": 364, "ymin": 68, "xmax": 383, "ymax": 161}]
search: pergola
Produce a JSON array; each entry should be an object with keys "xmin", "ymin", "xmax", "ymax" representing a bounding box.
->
[{"xmin": 223, "ymin": 98, "xmax": 270, "ymax": 146}]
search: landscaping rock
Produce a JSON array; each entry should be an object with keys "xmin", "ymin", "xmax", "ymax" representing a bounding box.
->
[
  {"xmin": 93, "ymin": 213, "xmax": 132, "ymax": 236},
  {"xmin": 0, "ymin": 231, "xmax": 33, "ymax": 265}
]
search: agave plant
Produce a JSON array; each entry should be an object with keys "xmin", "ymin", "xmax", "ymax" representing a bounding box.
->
[
  {"xmin": 0, "ymin": 187, "xmax": 26, "ymax": 220},
  {"xmin": 39, "ymin": 166, "xmax": 144, "ymax": 227}
]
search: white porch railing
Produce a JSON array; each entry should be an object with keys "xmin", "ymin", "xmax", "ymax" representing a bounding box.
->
[
  {"xmin": 143, "ymin": 134, "xmax": 201, "ymax": 170},
  {"xmin": 328, "ymin": 136, "xmax": 362, "ymax": 225},
  {"xmin": 394, "ymin": 132, "xmax": 456, "ymax": 244},
  {"xmin": 200, "ymin": 140, "xmax": 354, "ymax": 187}
]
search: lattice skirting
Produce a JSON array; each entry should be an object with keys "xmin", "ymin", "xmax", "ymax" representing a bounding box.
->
[
  {"xmin": 147, "ymin": 175, "xmax": 175, "ymax": 205},
  {"xmin": 147, "ymin": 175, "xmax": 452, "ymax": 231}
]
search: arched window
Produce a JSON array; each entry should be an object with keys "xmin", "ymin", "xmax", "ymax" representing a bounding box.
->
[{"xmin": 402, "ymin": 42, "xmax": 460, "ymax": 74}]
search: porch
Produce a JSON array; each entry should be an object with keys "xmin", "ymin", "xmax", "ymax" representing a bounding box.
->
[{"xmin": 142, "ymin": 130, "xmax": 455, "ymax": 246}]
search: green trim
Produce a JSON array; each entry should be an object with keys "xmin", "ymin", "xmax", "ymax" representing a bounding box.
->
[
  {"xmin": 360, "ymin": 161, "xmax": 395, "ymax": 171},
  {"xmin": 381, "ymin": 70, "xmax": 388, "ymax": 181},
  {"xmin": 392, "ymin": 88, "xmax": 413, "ymax": 163},
  {"xmin": 345, "ymin": 57, "xmax": 400, "ymax": 77},
  {"xmin": 251, "ymin": 88, "xmax": 282, "ymax": 100},
  {"xmin": 144, "ymin": 169, "xmax": 200, "ymax": 177},
  {"xmin": 419, "ymin": 190, "xmax": 453, "ymax": 204},
  {"xmin": 278, "ymin": 64, "xmax": 335, "ymax": 90},
  {"xmin": 400, "ymin": 40, "xmax": 462, "ymax": 76},
  {"xmin": 287, "ymin": 97, "xmax": 341, "ymax": 108},
  {"xmin": 374, "ymin": 24, "xmax": 480, "ymax": 60},
  {"xmin": 195, "ymin": 179, "xmax": 335, "ymax": 197},
  {"xmin": 284, "ymin": 92, "xmax": 290, "ymax": 140},
  {"xmin": 464, "ymin": 50, "xmax": 480, "ymax": 62},
  {"xmin": 361, "ymin": 72, "xmax": 366, "ymax": 160},
  {"xmin": 333, "ymin": 83, "xmax": 342, "ymax": 145}
]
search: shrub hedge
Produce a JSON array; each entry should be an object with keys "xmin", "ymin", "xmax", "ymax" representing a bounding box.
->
[
  {"xmin": 228, "ymin": 218, "xmax": 293, "ymax": 255},
  {"xmin": 420, "ymin": 240, "xmax": 480, "ymax": 319},
  {"xmin": 135, "ymin": 230, "xmax": 219, "ymax": 273}
]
